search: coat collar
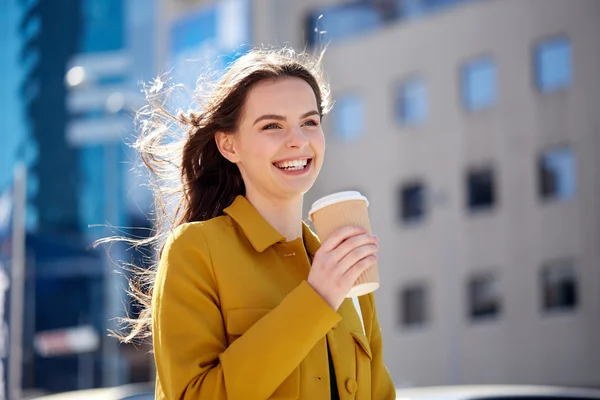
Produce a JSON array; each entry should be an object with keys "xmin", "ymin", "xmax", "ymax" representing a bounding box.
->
[{"xmin": 223, "ymin": 195, "xmax": 321, "ymax": 257}]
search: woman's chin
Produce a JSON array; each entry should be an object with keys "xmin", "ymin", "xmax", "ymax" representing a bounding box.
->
[{"xmin": 275, "ymin": 181, "xmax": 315, "ymax": 199}]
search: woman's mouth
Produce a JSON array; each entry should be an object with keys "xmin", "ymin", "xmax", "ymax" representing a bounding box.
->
[{"xmin": 273, "ymin": 158, "xmax": 313, "ymax": 173}]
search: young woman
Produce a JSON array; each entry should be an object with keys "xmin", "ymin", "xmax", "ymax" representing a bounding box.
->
[{"xmin": 128, "ymin": 48, "xmax": 395, "ymax": 399}]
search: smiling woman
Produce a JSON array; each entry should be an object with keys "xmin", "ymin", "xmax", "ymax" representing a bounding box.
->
[
  {"xmin": 110, "ymin": 47, "xmax": 395, "ymax": 400},
  {"xmin": 215, "ymin": 76, "xmax": 324, "ymax": 205}
]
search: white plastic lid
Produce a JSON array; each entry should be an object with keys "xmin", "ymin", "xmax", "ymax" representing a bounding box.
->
[{"xmin": 308, "ymin": 191, "xmax": 369, "ymax": 220}]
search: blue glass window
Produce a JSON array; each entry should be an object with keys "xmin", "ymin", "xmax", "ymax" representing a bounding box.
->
[
  {"xmin": 334, "ymin": 94, "xmax": 365, "ymax": 142},
  {"xmin": 462, "ymin": 57, "xmax": 497, "ymax": 111},
  {"xmin": 539, "ymin": 147, "xmax": 576, "ymax": 201},
  {"xmin": 399, "ymin": 0, "xmax": 479, "ymax": 20},
  {"xmin": 306, "ymin": 4, "xmax": 382, "ymax": 46},
  {"xmin": 536, "ymin": 37, "xmax": 572, "ymax": 93},
  {"xmin": 81, "ymin": 0, "xmax": 125, "ymax": 52},
  {"xmin": 397, "ymin": 78, "xmax": 427, "ymax": 125},
  {"xmin": 79, "ymin": 145, "xmax": 105, "ymax": 235}
]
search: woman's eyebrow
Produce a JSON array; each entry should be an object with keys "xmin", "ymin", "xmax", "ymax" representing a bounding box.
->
[{"xmin": 252, "ymin": 110, "xmax": 320, "ymax": 126}]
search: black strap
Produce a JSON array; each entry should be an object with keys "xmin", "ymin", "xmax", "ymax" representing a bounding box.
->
[{"xmin": 327, "ymin": 343, "xmax": 340, "ymax": 400}]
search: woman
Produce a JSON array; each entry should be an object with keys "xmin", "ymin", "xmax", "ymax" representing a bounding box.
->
[{"xmin": 129, "ymin": 48, "xmax": 395, "ymax": 399}]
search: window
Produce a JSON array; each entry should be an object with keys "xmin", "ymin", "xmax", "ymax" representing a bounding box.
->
[
  {"xmin": 305, "ymin": 4, "xmax": 383, "ymax": 46},
  {"xmin": 396, "ymin": 77, "xmax": 427, "ymax": 125},
  {"xmin": 398, "ymin": 0, "xmax": 478, "ymax": 20},
  {"xmin": 400, "ymin": 284, "xmax": 428, "ymax": 327},
  {"xmin": 334, "ymin": 94, "xmax": 365, "ymax": 142},
  {"xmin": 25, "ymin": 203, "xmax": 39, "ymax": 231},
  {"xmin": 535, "ymin": 37, "xmax": 572, "ymax": 93},
  {"xmin": 97, "ymin": 74, "xmax": 128, "ymax": 86},
  {"xmin": 81, "ymin": 0, "xmax": 125, "ymax": 52},
  {"xmin": 541, "ymin": 259, "xmax": 578, "ymax": 312},
  {"xmin": 79, "ymin": 145, "xmax": 106, "ymax": 233},
  {"xmin": 539, "ymin": 147, "xmax": 576, "ymax": 201},
  {"xmin": 468, "ymin": 272, "xmax": 501, "ymax": 320},
  {"xmin": 399, "ymin": 181, "xmax": 426, "ymax": 224},
  {"xmin": 466, "ymin": 166, "xmax": 496, "ymax": 211},
  {"xmin": 461, "ymin": 57, "xmax": 497, "ymax": 111}
]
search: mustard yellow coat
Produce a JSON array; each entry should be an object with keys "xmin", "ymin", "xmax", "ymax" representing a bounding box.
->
[{"xmin": 152, "ymin": 195, "xmax": 396, "ymax": 399}]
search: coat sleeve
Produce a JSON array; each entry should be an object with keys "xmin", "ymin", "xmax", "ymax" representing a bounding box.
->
[
  {"xmin": 152, "ymin": 224, "xmax": 342, "ymax": 400},
  {"xmin": 360, "ymin": 293, "xmax": 396, "ymax": 399}
]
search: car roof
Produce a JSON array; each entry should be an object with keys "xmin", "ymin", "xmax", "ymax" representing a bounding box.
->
[
  {"xmin": 395, "ymin": 385, "xmax": 600, "ymax": 400},
  {"xmin": 29, "ymin": 383, "xmax": 154, "ymax": 400}
]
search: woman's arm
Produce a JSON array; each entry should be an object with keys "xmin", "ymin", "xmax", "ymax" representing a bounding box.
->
[{"xmin": 152, "ymin": 224, "xmax": 342, "ymax": 400}]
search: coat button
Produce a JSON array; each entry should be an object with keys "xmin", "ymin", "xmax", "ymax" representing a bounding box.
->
[{"xmin": 345, "ymin": 378, "xmax": 357, "ymax": 394}]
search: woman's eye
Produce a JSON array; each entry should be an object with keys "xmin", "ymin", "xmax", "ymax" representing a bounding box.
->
[
  {"xmin": 303, "ymin": 119, "xmax": 319, "ymax": 127},
  {"xmin": 263, "ymin": 123, "xmax": 281, "ymax": 130}
]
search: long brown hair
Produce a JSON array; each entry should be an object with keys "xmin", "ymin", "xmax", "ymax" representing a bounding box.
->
[{"xmin": 105, "ymin": 47, "xmax": 332, "ymax": 343}]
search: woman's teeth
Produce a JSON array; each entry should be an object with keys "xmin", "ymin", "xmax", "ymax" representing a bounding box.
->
[{"xmin": 275, "ymin": 159, "xmax": 308, "ymax": 170}]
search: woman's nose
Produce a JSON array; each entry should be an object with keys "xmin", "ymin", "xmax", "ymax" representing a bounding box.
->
[{"xmin": 287, "ymin": 126, "xmax": 309, "ymax": 148}]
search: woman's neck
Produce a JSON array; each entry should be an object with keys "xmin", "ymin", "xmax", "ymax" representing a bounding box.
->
[{"xmin": 245, "ymin": 190, "xmax": 304, "ymax": 242}]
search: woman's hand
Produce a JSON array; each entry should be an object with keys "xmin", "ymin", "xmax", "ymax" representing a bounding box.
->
[{"xmin": 307, "ymin": 226, "xmax": 378, "ymax": 311}]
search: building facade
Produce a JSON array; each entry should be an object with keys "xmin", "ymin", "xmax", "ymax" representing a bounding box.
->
[
  {"xmin": 65, "ymin": 0, "xmax": 159, "ymax": 389},
  {"xmin": 2, "ymin": 0, "xmax": 158, "ymax": 394},
  {"xmin": 156, "ymin": 0, "xmax": 600, "ymax": 388},
  {"xmin": 251, "ymin": 0, "xmax": 600, "ymax": 388}
]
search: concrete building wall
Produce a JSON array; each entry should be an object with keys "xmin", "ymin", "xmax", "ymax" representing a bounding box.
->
[{"xmin": 159, "ymin": 0, "xmax": 600, "ymax": 387}]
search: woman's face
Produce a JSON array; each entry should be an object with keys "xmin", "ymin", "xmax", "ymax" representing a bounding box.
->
[{"xmin": 219, "ymin": 77, "xmax": 325, "ymax": 202}]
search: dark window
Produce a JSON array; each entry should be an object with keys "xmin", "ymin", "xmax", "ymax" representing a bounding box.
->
[
  {"xmin": 542, "ymin": 259, "xmax": 578, "ymax": 312},
  {"xmin": 466, "ymin": 167, "xmax": 496, "ymax": 211},
  {"xmin": 399, "ymin": 182, "xmax": 426, "ymax": 224},
  {"xmin": 400, "ymin": 284, "xmax": 428, "ymax": 327},
  {"xmin": 468, "ymin": 272, "xmax": 501, "ymax": 320},
  {"xmin": 539, "ymin": 147, "xmax": 576, "ymax": 201}
]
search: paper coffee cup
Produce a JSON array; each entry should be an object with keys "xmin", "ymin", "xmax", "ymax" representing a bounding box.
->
[{"xmin": 308, "ymin": 191, "xmax": 380, "ymax": 297}]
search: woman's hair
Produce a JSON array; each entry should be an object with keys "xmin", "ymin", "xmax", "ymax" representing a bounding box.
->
[{"xmin": 107, "ymin": 47, "xmax": 332, "ymax": 343}]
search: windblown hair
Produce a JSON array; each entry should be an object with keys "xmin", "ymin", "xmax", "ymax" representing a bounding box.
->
[{"xmin": 103, "ymin": 47, "xmax": 332, "ymax": 343}]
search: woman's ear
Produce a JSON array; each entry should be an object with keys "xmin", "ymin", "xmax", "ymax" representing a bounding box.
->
[{"xmin": 215, "ymin": 132, "xmax": 240, "ymax": 163}]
